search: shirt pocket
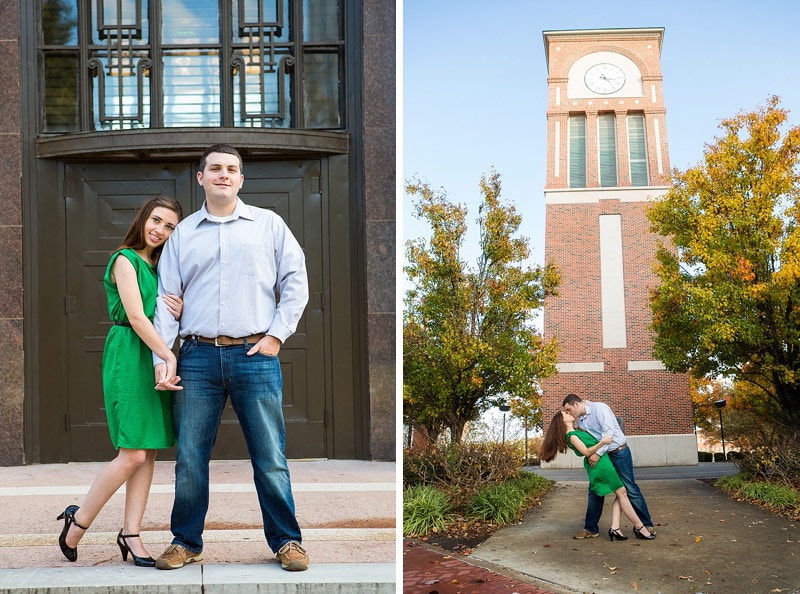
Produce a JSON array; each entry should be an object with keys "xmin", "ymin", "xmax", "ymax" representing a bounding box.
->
[{"xmin": 239, "ymin": 243, "xmax": 268, "ymax": 277}]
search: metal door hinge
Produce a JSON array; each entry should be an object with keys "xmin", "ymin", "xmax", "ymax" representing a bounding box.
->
[{"xmin": 64, "ymin": 412, "xmax": 71, "ymax": 432}]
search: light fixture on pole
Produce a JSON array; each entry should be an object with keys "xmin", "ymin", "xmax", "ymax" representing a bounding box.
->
[
  {"xmin": 713, "ymin": 399, "xmax": 727, "ymax": 460},
  {"xmin": 499, "ymin": 403, "xmax": 511, "ymax": 444}
]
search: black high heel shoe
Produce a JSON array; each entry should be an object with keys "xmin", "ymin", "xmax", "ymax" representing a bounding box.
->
[
  {"xmin": 633, "ymin": 525, "xmax": 656, "ymax": 540},
  {"xmin": 117, "ymin": 531, "xmax": 156, "ymax": 567},
  {"xmin": 56, "ymin": 505, "xmax": 89, "ymax": 562},
  {"xmin": 608, "ymin": 527, "xmax": 628, "ymax": 541}
]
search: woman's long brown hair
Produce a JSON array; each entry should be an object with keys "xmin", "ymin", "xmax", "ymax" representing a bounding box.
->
[
  {"xmin": 539, "ymin": 411, "xmax": 568, "ymax": 462},
  {"xmin": 117, "ymin": 195, "xmax": 183, "ymax": 264}
]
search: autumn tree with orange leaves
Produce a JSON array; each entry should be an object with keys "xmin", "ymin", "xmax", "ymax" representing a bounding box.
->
[
  {"xmin": 403, "ymin": 172, "xmax": 559, "ymax": 445},
  {"xmin": 648, "ymin": 96, "xmax": 800, "ymax": 429}
]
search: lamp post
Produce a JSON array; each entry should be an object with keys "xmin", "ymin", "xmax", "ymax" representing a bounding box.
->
[
  {"xmin": 499, "ymin": 403, "xmax": 511, "ymax": 444},
  {"xmin": 713, "ymin": 399, "xmax": 727, "ymax": 460}
]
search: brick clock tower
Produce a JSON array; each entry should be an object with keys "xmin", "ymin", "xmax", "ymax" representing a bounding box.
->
[{"xmin": 540, "ymin": 28, "xmax": 696, "ymax": 467}]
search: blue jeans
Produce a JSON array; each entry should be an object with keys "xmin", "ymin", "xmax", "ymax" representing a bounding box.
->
[
  {"xmin": 169, "ymin": 338, "xmax": 302, "ymax": 553},
  {"xmin": 584, "ymin": 445, "xmax": 652, "ymax": 533}
]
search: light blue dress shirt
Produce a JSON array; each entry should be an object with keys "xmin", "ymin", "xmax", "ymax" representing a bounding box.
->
[
  {"xmin": 153, "ymin": 198, "xmax": 308, "ymax": 365},
  {"xmin": 576, "ymin": 401, "xmax": 626, "ymax": 456}
]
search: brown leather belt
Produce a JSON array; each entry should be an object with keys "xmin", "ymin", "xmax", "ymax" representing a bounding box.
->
[
  {"xmin": 609, "ymin": 443, "xmax": 628, "ymax": 454},
  {"xmin": 192, "ymin": 334, "xmax": 266, "ymax": 347}
]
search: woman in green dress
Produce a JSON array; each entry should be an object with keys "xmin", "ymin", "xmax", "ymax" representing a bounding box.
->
[
  {"xmin": 57, "ymin": 196, "xmax": 185, "ymax": 566},
  {"xmin": 541, "ymin": 410, "xmax": 655, "ymax": 541}
]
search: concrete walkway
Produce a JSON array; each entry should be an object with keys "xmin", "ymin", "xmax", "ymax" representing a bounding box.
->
[
  {"xmin": 467, "ymin": 463, "xmax": 800, "ymax": 594},
  {"xmin": 0, "ymin": 459, "xmax": 398, "ymax": 593}
]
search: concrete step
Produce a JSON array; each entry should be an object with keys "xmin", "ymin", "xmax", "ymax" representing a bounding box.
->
[
  {"xmin": 0, "ymin": 564, "xmax": 396, "ymax": 593},
  {"xmin": 0, "ymin": 460, "xmax": 398, "ymax": 593}
]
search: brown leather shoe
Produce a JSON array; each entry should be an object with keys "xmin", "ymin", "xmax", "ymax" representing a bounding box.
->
[
  {"xmin": 155, "ymin": 544, "xmax": 203, "ymax": 570},
  {"xmin": 276, "ymin": 541, "xmax": 309, "ymax": 571},
  {"xmin": 573, "ymin": 529, "xmax": 599, "ymax": 539}
]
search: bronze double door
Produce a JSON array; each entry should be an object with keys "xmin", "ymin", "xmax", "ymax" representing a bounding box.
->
[{"xmin": 62, "ymin": 159, "xmax": 327, "ymax": 461}]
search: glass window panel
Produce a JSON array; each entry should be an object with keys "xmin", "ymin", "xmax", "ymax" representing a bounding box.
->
[
  {"xmin": 42, "ymin": 0, "xmax": 78, "ymax": 45},
  {"xmin": 233, "ymin": 0, "xmax": 290, "ymax": 43},
  {"xmin": 91, "ymin": 53, "xmax": 151, "ymax": 130},
  {"xmin": 304, "ymin": 0, "xmax": 339, "ymax": 42},
  {"xmin": 163, "ymin": 50, "xmax": 220, "ymax": 127},
  {"xmin": 43, "ymin": 54, "xmax": 80, "ymax": 132},
  {"xmin": 92, "ymin": 0, "xmax": 149, "ymax": 45},
  {"xmin": 40, "ymin": 0, "xmax": 346, "ymax": 132},
  {"xmin": 628, "ymin": 114, "xmax": 649, "ymax": 186},
  {"xmin": 569, "ymin": 115, "xmax": 586, "ymax": 189},
  {"xmin": 233, "ymin": 51, "xmax": 292, "ymax": 128},
  {"xmin": 598, "ymin": 114, "xmax": 617, "ymax": 187},
  {"xmin": 304, "ymin": 52, "xmax": 339, "ymax": 128},
  {"xmin": 162, "ymin": 0, "xmax": 219, "ymax": 44}
]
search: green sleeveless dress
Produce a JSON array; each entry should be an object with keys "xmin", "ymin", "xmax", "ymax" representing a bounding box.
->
[
  {"xmin": 566, "ymin": 430, "xmax": 623, "ymax": 497},
  {"xmin": 102, "ymin": 249, "xmax": 175, "ymax": 449}
]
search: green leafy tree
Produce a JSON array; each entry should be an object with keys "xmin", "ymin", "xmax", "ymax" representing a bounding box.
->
[
  {"xmin": 403, "ymin": 172, "xmax": 559, "ymax": 445},
  {"xmin": 648, "ymin": 96, "xmax": 800, "ymax": 428}
]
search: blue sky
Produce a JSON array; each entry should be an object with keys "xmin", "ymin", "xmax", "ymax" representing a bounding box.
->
[{"xmin": 401, "ymin": 1, "xmax": 800, "ymax": 272}]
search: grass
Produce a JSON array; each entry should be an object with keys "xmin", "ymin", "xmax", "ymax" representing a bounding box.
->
[
  {"xmin": 403, "ymin": 484, "xmax": 453, "ymax": 537},
  {"xmin": 403, "ymin": 471, "xmax": 552, "ymax": 538},
  {"xmin": 716, "ymin": 473, "xmax": 800, "ymax": 520}
]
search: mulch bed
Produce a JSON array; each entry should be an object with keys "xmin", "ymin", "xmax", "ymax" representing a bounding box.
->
[{"xmin": 418, "ymin": 518, "xmax": 500, "ymax": 555}]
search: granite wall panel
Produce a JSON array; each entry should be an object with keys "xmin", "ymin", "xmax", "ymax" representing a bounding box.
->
[
  {"xmin": 362, "ymin": 0, "xmax": 396, "ymax": 461},
  {"xmin": 0, "ymin": 0, "xmax": 18, "ymax": 40},
  {"xmin": 0, "ymin": 134, "xmax": 21, "ymax": 226},
  {"xmin": 0, "ymin": 41, "xmax": 19, "ymax": 134},
  {"xmin": 0, "ymin": 318, "xmax": 24, "ymax": 465}
]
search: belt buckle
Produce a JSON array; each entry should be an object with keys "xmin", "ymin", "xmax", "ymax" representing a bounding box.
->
[{"xmin": 214, "ymin": 336, "xmax": 222, "ymax": 347}]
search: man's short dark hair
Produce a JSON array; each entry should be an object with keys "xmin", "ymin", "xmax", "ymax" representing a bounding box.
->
[
  {"xmin": 199, "ymin": 144, "xmax": 243, "ymax": 173},
  {"xmin": 562, "ymin": 393, "xmax": 583, "ymax": 406}
]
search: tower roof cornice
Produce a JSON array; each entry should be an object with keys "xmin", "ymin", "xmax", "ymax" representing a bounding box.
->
[{"xmin": 543, "ymin": 27, "xmax": 664, "ymax": 65}]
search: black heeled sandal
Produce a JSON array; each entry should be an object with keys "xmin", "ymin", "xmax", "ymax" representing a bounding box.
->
[
  {"xmin": 633, "ymin": 525, "xmax": 656, "ymax": 540},
  {"xmin": 117, "ymin": 531, "xmax": 156, "ymax": 567},
  {"xmin": 57, "ymin": 505, "xmax": 89, "ymax": 562},
  {"xmin": 608, "ymin": 527, "xmax": 628, "ymax": 541}
]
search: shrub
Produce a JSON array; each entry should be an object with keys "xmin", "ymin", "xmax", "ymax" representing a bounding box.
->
[
  {"xmin": 713, "ymin": 452, "xmax": 726, "ymax": 462},
  {"xmin": 404, "ymin": 442, "xmax": 524, "ymax": 504},
  {"xmin": 403, "ymin": 485, "xmax": 452, "ymax": 537},
  {"xmin": 466, "ymin": 482, "xmax": 526, "ymax": 525},
  {"xmin": 734, "ymin": 431, "xmax": 800, "ymax": 489},
  {"xmin": 508, "ymin": 470, "xmax": 551, "ymax": 494},
  {"xmin": 716, "ymin": 473, "xmax": 800, "ymax": 520},
  {"xmin": 465, "ymin": 471, "xmax": 551, "ymax": 526},
  {"xmin": 716, "ymin": 473, "xmax": 749, "ymax": 492},
  {"xmin": 698, "ymin": 451, "xmax": 713, "ymax": 462}
]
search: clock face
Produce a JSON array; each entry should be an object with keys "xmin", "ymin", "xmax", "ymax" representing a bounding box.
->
[{"xmin": 584, "ymin": 63, "xmax": 626, "ymax": 95}]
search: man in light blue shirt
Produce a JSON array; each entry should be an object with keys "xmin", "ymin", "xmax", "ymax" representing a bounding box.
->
[
  {"xmin": 562, "ymin": 393, "xmax": 654, "ymax": 539},
  {"xmin": 152, "ymin": 144, "xmax": 309, "ymax": 572}
]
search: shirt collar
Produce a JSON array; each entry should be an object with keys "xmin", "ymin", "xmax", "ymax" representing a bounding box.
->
[{"xmin": 195, "ymin": 198, "xmax": 255, "ymax": 226}]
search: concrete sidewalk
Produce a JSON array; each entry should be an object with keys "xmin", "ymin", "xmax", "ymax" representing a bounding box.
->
[
  {"xmin": 468, "ymin": 463, "xmax": 800, "ymax": 594},
  {"xmin": 0, "ymin": 459, "xmax": 398, "ymax": 593}
]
